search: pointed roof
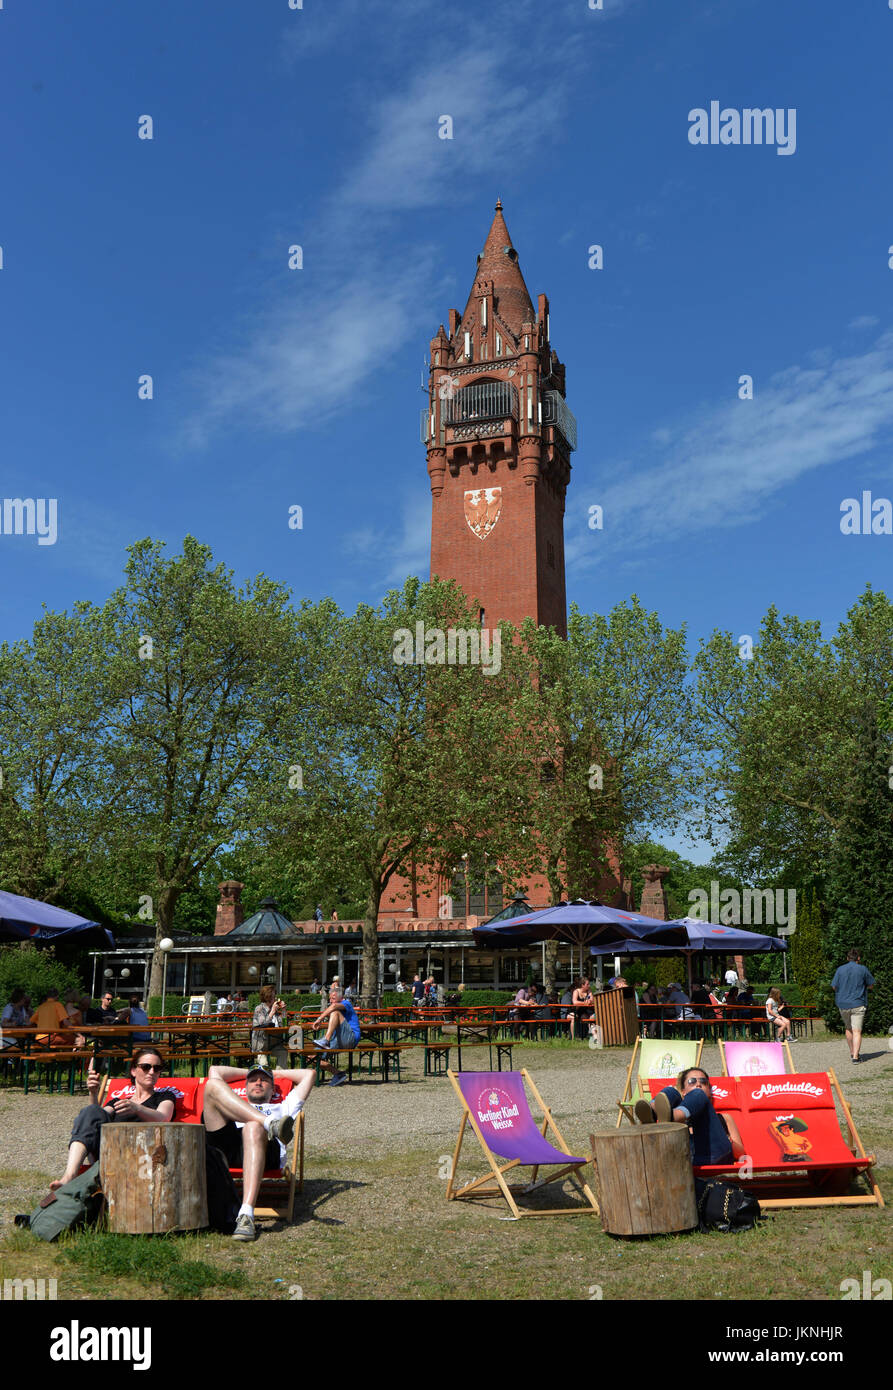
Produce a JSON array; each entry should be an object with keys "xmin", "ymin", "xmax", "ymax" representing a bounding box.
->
[
  {"xmin": 228, "ymin": 897, "xmax": 295, "ymax": 938},
  {"xmin": 460, "ymin": 199, "xmax": 535, "ymax": 342}
]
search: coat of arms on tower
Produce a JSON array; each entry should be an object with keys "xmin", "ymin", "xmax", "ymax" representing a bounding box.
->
[{"xmin": 464, "ymin": 487, "xmax": 502, "ymax": 539}]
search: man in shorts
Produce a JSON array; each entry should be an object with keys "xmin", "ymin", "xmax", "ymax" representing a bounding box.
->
[
  {"xmin": 202, "ymin": 1063, "xmax": 315, "ymax": 1241},
  {"xmin": 311, "ymin": 985, "xmax": 361, "ymax": 1085},
  {"xmin": 831, "ymin": 948, "xmax": 876, "ymax": 1063}
]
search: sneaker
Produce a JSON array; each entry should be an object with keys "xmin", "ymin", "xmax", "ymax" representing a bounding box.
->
[
  {"xmin": 268, "ymin": 1112, "xmax": 296, "ymax": 1147},
  {"xmin": 634, "ymin": 1099, "xmax": 656, "ymax": 1124},
  {"xmin": 852, "ymin": 1055, "xmax": 862, "ymax": 1063},
  {"xmin": 232, "ymin": 1213, "xmax": 256, "ymax": 1242},
  {"xmin": 313, "ymin": 1038, "xmax": 333, "ymax": 1049},
  {"xmin": 327, "ymin": 1072, "xmax": 348, "ymax": 1086},
  {"xmin": 653, "ymin": 1092, "xmax": 674, "ymax": 1124}
]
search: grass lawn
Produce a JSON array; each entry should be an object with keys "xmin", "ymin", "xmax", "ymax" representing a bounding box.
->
[{"xmin": 1, "ymin": 1036, "xmax": 890, "ymax": 1301}]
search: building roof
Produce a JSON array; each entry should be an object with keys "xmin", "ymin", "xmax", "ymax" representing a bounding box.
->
[{"xmin": 228, "ymin": 898, "xmax": 296, "ymax": 937}]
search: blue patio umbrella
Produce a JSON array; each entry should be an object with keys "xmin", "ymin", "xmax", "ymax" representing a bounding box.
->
[
  {"xmin": 589, "ymin": 916, "xmax": 788, "ymax": 991},
  {"xmin": 0, "ymin": 890, "xmax": 115, "ymax": 947},
  {"xmin": 472, "ymin": 898, "xmax": 690, "ymax": 951}
]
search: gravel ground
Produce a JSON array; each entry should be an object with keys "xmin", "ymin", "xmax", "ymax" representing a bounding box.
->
[{"xmin": 1, "ymin": 1034, "xmax": 890, "ymax": 1195}]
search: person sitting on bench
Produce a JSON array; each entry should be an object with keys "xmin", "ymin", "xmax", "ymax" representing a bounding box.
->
[
  {"xmin": 50, "ymin": 1046, "xmax": 178, "ymax": 1191},
  {"xmin": 202, "ymin": 1063, "xmax": 316, "ymax": 1241},
  {"xmin": 311, "ymin": 985, "xmax": 361, "ymax": 1085},
  {"xmin": 635, "ymin": 1066, "xmax": 744, "ymax": 1167}
]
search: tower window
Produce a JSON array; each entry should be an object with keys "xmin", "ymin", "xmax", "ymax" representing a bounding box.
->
[
  {"xmin": 479, "ymin": 608, "xmax": 485, "ymax": 627},
  {"xmin": 496, "ymin": 333, "xmax": 502, "ymax": 356},
  {"xmin": 464, "ymin": 332, "xmax": 472, "ymax": 360}
]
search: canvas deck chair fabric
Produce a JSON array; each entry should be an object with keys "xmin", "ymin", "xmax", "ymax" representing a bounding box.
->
[
  {"xmin": 100, "ymin": 1075, "xmax": 304, "ymax": 1222},
  {"xmin": 616, "ymin": 1036, "xmax": 703, "ymax": 1127},
  {"xmin": 643, "ymin": 1072, "xmax": 883, "ymax": 1210},
  {"xmin": 719, "ymin": 1038, "xmax": 793, "ymax": 1078},
  {"xmin": 446, "ymin": 1070, "xmax": 598, "ymax": 1219}
]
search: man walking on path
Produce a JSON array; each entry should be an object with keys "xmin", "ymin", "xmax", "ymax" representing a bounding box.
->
[{"xmin": 831, "ymin": 948, "xmax": 875, "ymax": 1063}]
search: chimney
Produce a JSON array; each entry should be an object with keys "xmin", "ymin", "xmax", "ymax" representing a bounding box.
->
[
  {"xmin": 639, "ymin": 865, "xmax": 670, "ymax": 920},
  {"xmin": 215, "ymin": 881, "xmax": 244, "ymax": 936}
]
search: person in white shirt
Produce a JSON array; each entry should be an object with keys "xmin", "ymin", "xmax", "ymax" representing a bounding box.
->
[
  {"xmin": 202, "ymin": 1063, "xmax": 315, "ymax": 1242},
  {"xmin": 724, "ymin": 968, "xmax": 739, "ymax": 988}
]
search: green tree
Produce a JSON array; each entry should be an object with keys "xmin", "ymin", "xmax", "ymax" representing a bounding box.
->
[
  {"xmin": 0, "ymin": 943, "xmax": 83, "ymax": 1006},
  {"xmin": 694, "ymin": 587, "xmax": 893, "ymax": 884},
  {"xmin": 823, "ymin": 706, "xmax": 893, "ymax": 1033},
  {"xmin": 291, "ymin": 578, "xmax": 549, "ymax": 1001},
  {"xmin": 789, "ymin": 888, "xmax": 828, "ymax": 1009},
  {"xmin": 92, "ymin": 537, "xmax": 328, "ymax": 999}
]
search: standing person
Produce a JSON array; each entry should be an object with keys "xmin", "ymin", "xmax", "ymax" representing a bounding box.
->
[
  {"xmin": 310, "ymin": 979, "xmax": 319, "ymax": 996},
  {"xmin": 49, "ymin": 1047, "xmax": 177, "ymax": 1192},
  {"xmin": 314, "ymin": 905, "xmax": 323, "ymax": 923},
  {"xmin": 251, "ymin": 985, "xmax": 287, "ymax": 1065},
  {"xmin": 343, "ymin": 980, "xmax": 354, "ymax": 1001},
  {"xmin": 831, "ymin": 948, "xmax": 876, "ymax": 1064},
  {"xmin": 765, "ymin": 987, "xmax": 793, "ymax": 1043},
  {"xmin": 724, "ymin": 965, "xmax": 739, "ymax": 989},
  {"xmin": 411, "ymin": 973, "xmax": 425, "ymax": 1007},
  {"xmin": 216, "ymin": 992, "xmax": 231, "ymax": 1014},
  {"xmin": 640, "ymin": 982, "xmax": 660, "ymax": 1037}
]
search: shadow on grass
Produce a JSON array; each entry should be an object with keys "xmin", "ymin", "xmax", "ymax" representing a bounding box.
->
[{"xmin": 290, "ymin": 1176, "xmax": 369, "ymax": 1227}]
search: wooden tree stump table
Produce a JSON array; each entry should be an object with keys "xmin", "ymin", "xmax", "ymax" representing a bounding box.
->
[
  {"xmin": 100, "ymin": 1123, "xmax": 208, "ymax": 1234},
  {"xmin": 589, "ymin": 1123, "xmax": 697, "ymax": 1236}
]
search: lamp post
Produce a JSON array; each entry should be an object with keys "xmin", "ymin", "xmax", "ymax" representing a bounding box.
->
[{"xmin": 159, "ymin": 938, "xmax": 173, "ymax": 1017}]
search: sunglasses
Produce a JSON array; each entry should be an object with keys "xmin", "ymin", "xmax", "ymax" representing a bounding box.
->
[
  {"xmin": 685, "ymin": 1076, "xmax": 710, "ymax": 1087},
  {"xmin": 136, "ymin": 1062, "xmax": 163, "ymax": 1072}
]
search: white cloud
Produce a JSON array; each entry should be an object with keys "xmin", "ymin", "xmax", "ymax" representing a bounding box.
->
[
  {"xmin": 567, "ymin": 330, "xmax": 893, "ymax": 567},
  {"xmin": 848, "ymin": 315, "xmax": 879, "ymax": 331},
  {"xmin": 347, "ymin": 483, "xmax": 431, "ymax": 584},
  {"xmin": 184, "ymin": 36, "xmax": 574, "ymax": 445}
]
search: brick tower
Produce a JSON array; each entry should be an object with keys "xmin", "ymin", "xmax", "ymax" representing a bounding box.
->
[
  {"xmin": 425, "ymin": 200, "xmax": 575, "ymax": 636},
  {"xmin": 379, "ymin": 204, "xmax": 577, "ymax": 922}
]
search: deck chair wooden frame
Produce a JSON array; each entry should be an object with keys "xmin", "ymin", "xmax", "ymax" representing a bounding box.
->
[
  {"xmin": 616, "ymin": 1036, "xmax": 704, "ymax": 1127},
  {"xmin": 446, "ymin": 1069, "xmax": 599, "ymax": 1219},
  {"xmin": 719, "ymin": 1037, "xmax": 793, "ymax": 1078}
]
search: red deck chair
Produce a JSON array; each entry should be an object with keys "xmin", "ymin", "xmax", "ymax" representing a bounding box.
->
[
  {"xmin": 647, "ymin": 1072, "xmax": 883, "ymax": 1209},
  {"xmin": 99, "ymin": 1075, "xmax": 305, "ymax": 1221}
]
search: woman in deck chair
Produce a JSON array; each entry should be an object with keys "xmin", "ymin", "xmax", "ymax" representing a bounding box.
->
[{"xmin": 635, "ymin": 1066, "xmax": 744, "ymax": 1168}]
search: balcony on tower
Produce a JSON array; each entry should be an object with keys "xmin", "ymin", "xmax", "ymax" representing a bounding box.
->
[
  {"xmin": 445, "ymin": 380, "xmax": 519, "ymax": 441},
  {"xmin": 541, "ymin": 390, "xmax": 577, "ymax": 451}
]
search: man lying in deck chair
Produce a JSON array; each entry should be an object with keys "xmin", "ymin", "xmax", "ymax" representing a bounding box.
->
[{"xmin": 203, "ymin": 1064, "xmax": 315, "ymax": 1241}]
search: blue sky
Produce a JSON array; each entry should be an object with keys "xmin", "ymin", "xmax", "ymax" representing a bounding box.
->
[{"xmin": 3, "ymin": 0, "xmax": 893, "ymax": 860}]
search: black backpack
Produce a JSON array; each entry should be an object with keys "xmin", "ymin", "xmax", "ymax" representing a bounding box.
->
[
  {"xmin": 205, "ymin": 1142, "xmax": 239, "ymax": 1234},
  {"xmin": 696, "ymin": 1178, "xmax": 761, "ymax": 1233}
]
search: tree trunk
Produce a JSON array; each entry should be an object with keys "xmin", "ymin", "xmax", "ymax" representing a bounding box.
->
[
  {"xmin": 147, "ymin": 887, "xmax": 179, "ymax": 1001},
  {"xmin": 100, "ymin": 1123, "xmax": 208, "ymax": 1233},
  {"xmin": 359, "ymin": 884, "xmax": 382, "ymax": 1007}
]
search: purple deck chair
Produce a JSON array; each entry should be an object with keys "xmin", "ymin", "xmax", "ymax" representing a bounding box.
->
[{"xmin": 446, "ymin": 1070, "xmax": 599, "ymax": 1219}]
